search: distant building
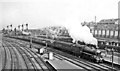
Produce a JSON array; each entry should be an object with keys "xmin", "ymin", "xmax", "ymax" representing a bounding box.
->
[
  {"xmin": 118, "ymin": 1, "xmax": 120, "ymax": 24},
  {"xmin": 81, "ymin": 21, "xmax": 96, "ymax": 30},
  {"xmin": 97, "ymin": 19, "xmax": 119, "ymax": 24}
]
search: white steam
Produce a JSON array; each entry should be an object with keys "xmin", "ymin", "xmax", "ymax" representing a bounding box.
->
[{"xmin": 63, "ymin": 18, "xmax": 98, "ymax": 45}]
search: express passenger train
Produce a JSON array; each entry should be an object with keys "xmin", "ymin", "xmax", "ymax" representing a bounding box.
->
[{"xmin": 8, "ymin": 35, "xmax": 104, "ymax": 63}]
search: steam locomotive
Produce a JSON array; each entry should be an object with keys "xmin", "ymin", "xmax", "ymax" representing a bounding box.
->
[{"xmin": 8, "ymin": 35, "xmax": 103, "ymax": 63}]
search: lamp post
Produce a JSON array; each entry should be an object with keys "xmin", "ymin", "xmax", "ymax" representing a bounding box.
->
[{"xmin": 111, "ymin": 48, "xmax": 114, "ymax": 70}]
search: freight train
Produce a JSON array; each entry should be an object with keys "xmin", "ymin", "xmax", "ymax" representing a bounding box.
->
[{"xmin": 8, "ymin": 35, "xmax": 103, "ymax": 63}]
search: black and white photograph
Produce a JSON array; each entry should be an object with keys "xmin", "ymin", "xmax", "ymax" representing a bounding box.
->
[{"xmin": 0, "ymin": 0, "xmax": 120, "ymax": 71}]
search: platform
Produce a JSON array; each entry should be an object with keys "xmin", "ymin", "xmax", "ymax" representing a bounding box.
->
[
  {"xmin": 103, "ymin": 55, "xmax": 120, "ymax": 65},
  {"xmin": 101, "ymin": 50, "xmax": 120, "ymax": 65},
  {"xmin": 41, "ymin": 53, "xmax": 84, "ymax": 70},
  {"xmin": 47, "ymin": 60, "xmax": 83, "ymax": 69}
]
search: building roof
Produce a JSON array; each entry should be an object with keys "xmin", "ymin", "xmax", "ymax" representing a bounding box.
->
[{"xmin": 98, "ymin": 19, "xmax": 118, "ymax": 24}]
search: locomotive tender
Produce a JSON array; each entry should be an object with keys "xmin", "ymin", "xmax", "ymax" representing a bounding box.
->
[{"xmin": 9, "ymin": 35, "xmax": 103, "ymax": 63}]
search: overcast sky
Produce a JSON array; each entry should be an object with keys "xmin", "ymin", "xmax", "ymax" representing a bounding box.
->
[{"xmin": 0, "ymin": 0, "xmax": 120, "ymax": 30}]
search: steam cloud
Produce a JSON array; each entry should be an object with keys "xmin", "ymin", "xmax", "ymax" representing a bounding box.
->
[{"xmin": 63, "ymin": 18, "xmax": 98, "ymax": 45}]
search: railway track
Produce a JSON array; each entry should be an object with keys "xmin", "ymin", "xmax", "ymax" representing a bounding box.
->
[
  {"xmin": 0, "ymin": 42, "xmax": 3, "ymax": 71},
  {"xmin": 14, "ymin": 38, "xmax": 120, "ymax": 70},
  {"xmin": 47, "ymin": 47, "xmax": 119, "ymax": 71},
  {"xmin": 0, "ymin": 42, "xmax": 7, "ymax": 70},
  {"xmin": 8, "ymin": 37, "xmax": 120, "ymax": 70},
  {"xmin": 10, "ymin": 42, "xmax": 54, "ymax": 71},
  {"xmin": 1, "ymin": 38, "xmax": 55, "ymax": 71},
  {"xmin": 2, "ymin": 41, "xmax": 36, "ymax": 70},
  {"xmin": 4, "ymin": 37, "xmax": 120, "ymax": 71}
]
